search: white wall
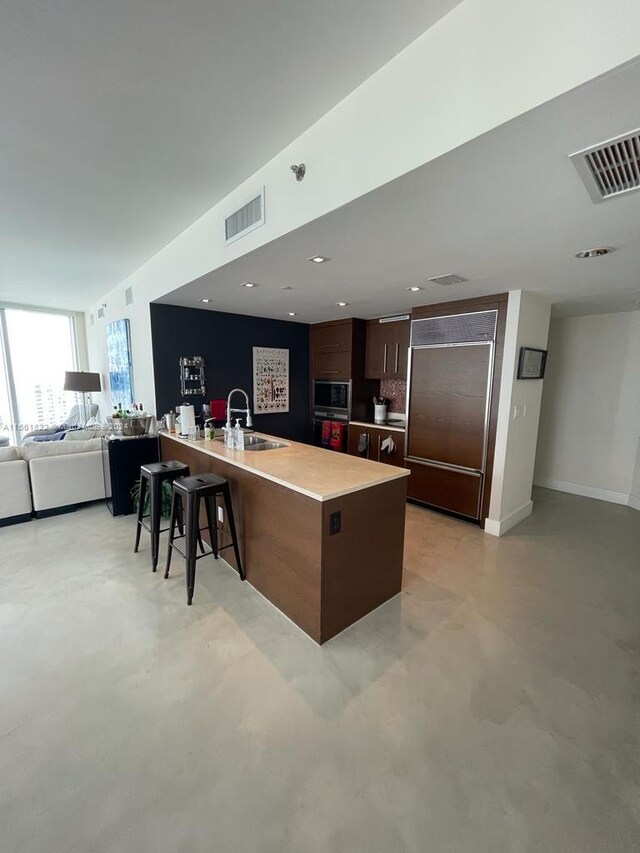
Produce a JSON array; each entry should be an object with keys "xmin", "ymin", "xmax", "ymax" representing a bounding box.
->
[
  {"xmin": 86, "ymin": 289, "xmax": 144, "ymax": 416},
  {"xmin": 631, "ymin": 441, "xmax": 640, "ymax": 510},
  {"xmin": 534, "ymin": 312, "xmax": 640, "ymax": 506},
  {"xmin": 85, "ymin": 0, "xmax": 640, "ymax": 412},
  {"xmin": 486, "ymin": 291, "xmax": 551, "ymax": 535}
]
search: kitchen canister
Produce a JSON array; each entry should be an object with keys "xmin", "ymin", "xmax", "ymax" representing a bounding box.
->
[{"xmin": 374, "ymin": 403, "xmax": 387, "ymax": 424}]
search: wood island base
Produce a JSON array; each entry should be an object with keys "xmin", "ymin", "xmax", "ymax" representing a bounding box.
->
[{"xmin": 160, "ymin": 434, "xmax": 408, "ymax": 644}]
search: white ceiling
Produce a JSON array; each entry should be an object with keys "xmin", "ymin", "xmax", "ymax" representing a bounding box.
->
[
  {"xmin": 160, "ymin": 58, "xmax": 640, "ymax": 322},
  {"xmin": 0, "ymin": 0, "xmax": 462, "ymax": 310}
]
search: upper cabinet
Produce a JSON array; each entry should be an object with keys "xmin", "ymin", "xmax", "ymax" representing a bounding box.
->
[
  {"xmin": 311, "ymin": 322, "xmax": 352, "ymax": 355},
  {"xmin": 310, "ymin": 319, "xmax": 366, "ymax": 380},
  {"xmin": 365, "ymin": 317, "xmax": 410, "ymax": 380}
]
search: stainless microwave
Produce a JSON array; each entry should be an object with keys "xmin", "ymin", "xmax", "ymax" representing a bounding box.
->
[{"xmin": 313, "ymin": 380, "xmax": 352, "ymax": 413}]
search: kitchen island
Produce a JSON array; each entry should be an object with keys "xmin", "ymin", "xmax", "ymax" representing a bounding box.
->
[{"xmin": 160, "ymin": 431, "xmax": 409, "ymax": 643}]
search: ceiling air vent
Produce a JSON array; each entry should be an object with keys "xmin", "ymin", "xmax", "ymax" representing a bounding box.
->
[
  {"xmin": 224, "ymin": 187, "xmax": 265, "ymax": 245},
  {"xmin": 427, "ymin": 273, "xmax": 468, "ymax": 286},
  {"xmin": 570, "ymin": 129, "xmax": 640, "ymax": 203},
  {"xmin": 411, "ymin": 310, "xmax": 497, "ymax": 346}
]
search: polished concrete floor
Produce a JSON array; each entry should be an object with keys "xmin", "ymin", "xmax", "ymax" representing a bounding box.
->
[{"xmin": 1, "ymin": 488, "xmax": 638, "ymax": 852}]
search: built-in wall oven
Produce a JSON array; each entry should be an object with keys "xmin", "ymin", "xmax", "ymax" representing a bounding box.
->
[
  {"xmin": 313, "ymin": 380, "xmax": 351, "ymax": 411},
  {"xmin": 312, "ymin": 380, "xmax": 351, "ymax": 452}
]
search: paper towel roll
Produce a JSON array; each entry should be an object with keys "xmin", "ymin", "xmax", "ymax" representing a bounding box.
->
[{"xmin": 179, "ymin": 404, "xmax": 196, "ymax": 435}]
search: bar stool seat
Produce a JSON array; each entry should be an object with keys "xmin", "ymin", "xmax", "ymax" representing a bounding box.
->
[
  {"xmin": 133, "ymin": 460, "xmax": 191, "ymax": 571},
  {"xmin": 165, "ymin": 473, "xmax": 245, "ymax": 605}
]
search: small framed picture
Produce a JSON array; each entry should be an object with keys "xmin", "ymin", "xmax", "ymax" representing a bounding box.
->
[{"xmin": 517, "ymin": 347, "xmax": 547, "ymax": 379}]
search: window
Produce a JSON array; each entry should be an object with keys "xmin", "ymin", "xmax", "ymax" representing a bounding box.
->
[
  {"xmin": 0, "ymin": 308, "xmax": 79, "ymax": 445},
  {"xmin": 0, "ymin": 329, "xmax": 12, "ymax": 444}
]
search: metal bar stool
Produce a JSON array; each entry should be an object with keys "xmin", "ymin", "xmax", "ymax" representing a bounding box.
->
[
  {"xmin": 164, "ymin": 473, "xmax": 245, "ymax": 605},
  {"xmin": 133, "ymin": 461, "xmax": 193, "ymax": 572}
]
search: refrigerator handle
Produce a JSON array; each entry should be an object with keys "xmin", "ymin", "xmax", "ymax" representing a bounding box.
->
[{"xmin": 404, "ymin": 347, "xmax": 413, "ymax": 456}]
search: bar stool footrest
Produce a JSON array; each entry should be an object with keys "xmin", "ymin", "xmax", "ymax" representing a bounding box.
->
[
  {"xmin": 139, "ymin": 520, "xmax": 175, "ymax": 536},
  {"xmin": 167, "ymin": 544, "xmax": 215, "ymax": 563}
]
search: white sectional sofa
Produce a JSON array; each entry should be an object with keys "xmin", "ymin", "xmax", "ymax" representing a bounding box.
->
[
  {"xmin": 0, "ymin": 448, "xmax": 32, "ymax": 525},
  {"xmin": 0, "ymin": 437, "xmax": 106, "ymax": 524}
]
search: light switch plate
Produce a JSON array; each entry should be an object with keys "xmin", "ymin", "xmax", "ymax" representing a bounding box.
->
[{"xmin": 217, "ymin": 505, "xmax": 224, "ymax": 524}]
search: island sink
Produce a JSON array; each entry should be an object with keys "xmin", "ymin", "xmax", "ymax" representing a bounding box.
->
[
  {"xmin": 241, "ymin": 436, "xmax": 286, "ymax": 450},
  {"xmin": 243, "ymin": 440, "xmax": 286, "ymax": 451}
]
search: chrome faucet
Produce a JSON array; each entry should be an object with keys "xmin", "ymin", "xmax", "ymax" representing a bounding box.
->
[{"xmin": 226, "ymin": 388, "xmax": 253, "ymax": 430}]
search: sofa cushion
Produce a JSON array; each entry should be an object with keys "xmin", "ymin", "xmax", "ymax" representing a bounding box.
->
[
  {"xmin": 0, "ymin": 459, "xmax": 32, "ymax": 519},
  {"xmin": 21, "ymin": 437, "xmax": 103, "ymax": 461},
  {"xmin": 0, "ymin": 446, "xmax": 20, "ymax": 462},
  {"xmin": 63, "ymin": 428, "xmax": 108, "ymax": 442},
  {"xmin": 29, "ymin": 450, "xmax": 104, "ymax": 511}
]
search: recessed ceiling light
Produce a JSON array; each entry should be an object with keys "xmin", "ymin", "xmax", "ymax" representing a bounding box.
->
[
  {"xmin": 287, "ymin": 312, "xmax": 296, "ymax": 317},
  {"xmin": 281, "ymin": 286, "xmax": 293, "ymax": 291},
  {"xmin": 335, "ymin": 301, "xmax": 349, "ymax": 307},
  {"xmin": 198, "ymin": 298, "xmax": 211, "ymax": 303},
  {"xmin": 241, "ymin": 282, "xmax": 257, "ymax": 288},
  {"xmin": 307, "ymin": 255, "xmax": 330, "ymax": 264},
  {"xmin": 407, "ymin": 286, "xmax": 423, "ymax": 292},
  {"xmin": 574, "ymin": 246, "xmax": 615, "ymax": 258}
]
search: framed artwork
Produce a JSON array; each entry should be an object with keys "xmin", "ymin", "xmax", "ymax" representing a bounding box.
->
[
  {"xmin": 252, "ymin": 347, "xmax": 289, "ymax": 414},
  {"xmin": 106, "ymin": 319, "xmax": 134, "ymax": 406},
  {"xmin": 517, "ymin": 346, "xmax": 547, "ymax": 379}
]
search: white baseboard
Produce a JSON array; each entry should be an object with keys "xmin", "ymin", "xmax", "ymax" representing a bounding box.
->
[
  {"xmin": 484, "ymin": 500, "xmax": 533, "ymax": 537},
  {"xmin": 534, "ymin": 478, "xmax": 630, "ymax": 506},
  {"xmin": 629, "ymin": 493, "xmax": 640, "ymax": 511}
]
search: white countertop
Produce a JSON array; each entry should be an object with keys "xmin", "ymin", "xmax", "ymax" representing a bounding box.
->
[
  {"xmin": 349, "ymin": 420, "xmax": 406, "ymax": 433},
  {"xmin": 161, "ymin": 431, "xmax": 409, "ymax": 502}
]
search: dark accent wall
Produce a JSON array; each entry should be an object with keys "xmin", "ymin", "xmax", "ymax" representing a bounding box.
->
[{"xmin": 150, "ymin": 303, "xmax": 310, "ymax": 442}]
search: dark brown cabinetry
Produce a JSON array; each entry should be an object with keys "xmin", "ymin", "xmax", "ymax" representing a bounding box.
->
[
  {"xmin": 348, "ymin": 425, "xmax": 405, "ymax": 468},
  {"xmin": 365, "ymin": 317, "xmax": 410, "ymax": 380},
  {"xmin": 310, "ymin": 319, "xmax": 378, "ymax": 423},
  {"xmin": 311, "ymin": 319, "xmax": 363, "ymax": 380},
  {"xmin": 347, "ymin": 425, "xmax": 369, "ymax": 458}
]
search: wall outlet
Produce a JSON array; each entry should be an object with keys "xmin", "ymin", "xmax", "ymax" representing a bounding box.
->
[
  {"xmin": 217, "ymin": 505, "xmax": 224, "ymax": 524},
  {"xmin": 513, "ymin": 403, "xmax": 527, "ymax": 420}
]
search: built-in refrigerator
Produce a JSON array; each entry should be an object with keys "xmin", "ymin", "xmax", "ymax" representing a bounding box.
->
[{"xmin": 405, "ymin": 309, "xmax": 498, "ymax": 521}]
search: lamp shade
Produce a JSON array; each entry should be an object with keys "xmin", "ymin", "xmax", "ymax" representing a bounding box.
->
[{"xmin": 64, "ymin": 371, "xmax": 101, "ymax": 393}]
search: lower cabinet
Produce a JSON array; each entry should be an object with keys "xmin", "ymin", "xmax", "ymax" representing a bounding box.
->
[
  {"xmin": 348, "ymin": 425, "xmax": 405, "ymax": 468},
  {"xmin": 348, "ymin": 425, "xmax": 371, "ymax": 458},
  {"xmin": 405, "ymin": 460, "xmax": 482, "ymax": 519}
]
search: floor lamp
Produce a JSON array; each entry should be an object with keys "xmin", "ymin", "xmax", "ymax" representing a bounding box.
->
[{"xmin": 63, "ymin": 371, "xmax": 101, "ymax": 426}]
